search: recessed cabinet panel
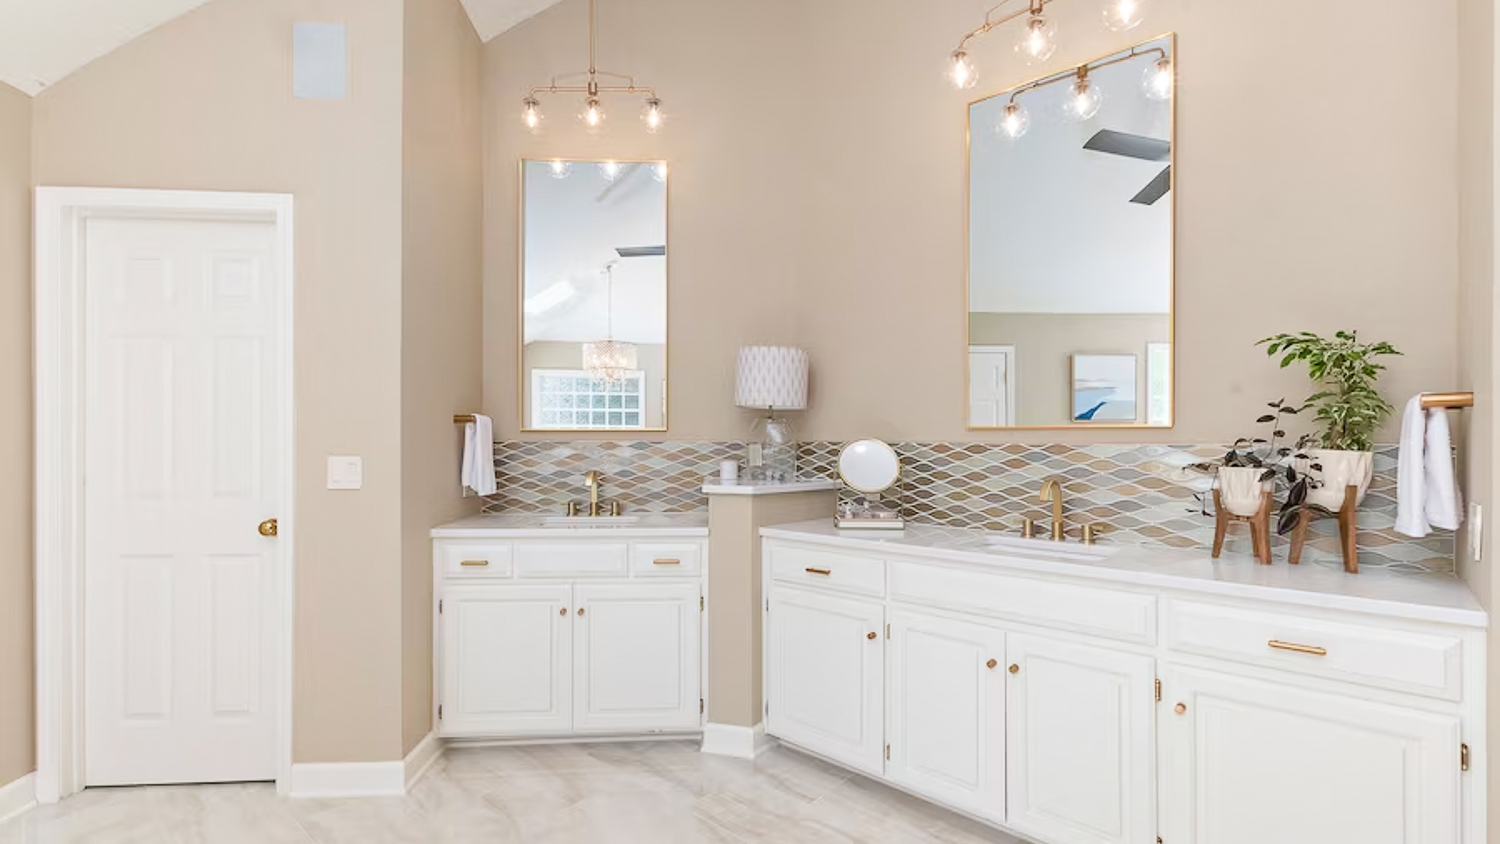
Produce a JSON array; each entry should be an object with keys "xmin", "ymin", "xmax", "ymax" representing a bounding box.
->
[
  {"xmin": 887, "ymin": 610, "xmax": 1007, "ymax": 824},
  {"xmin": 573, "ymin": 583, "xmax": 701, "ymax": 733},
  {"xmin": 767, "ymin": 586, "xmax": 885, "ymax": 775},
  {"xmin": 440, "ymin": 584, "xmax": 572, "ymax": 737},
  {"xmin": 1158, "ymin": 667, "xmax": 1460, "ymax": 844},
  {"xmin": 1006, "ymin": 634, "xmax": 1156, "ymax": 844}
]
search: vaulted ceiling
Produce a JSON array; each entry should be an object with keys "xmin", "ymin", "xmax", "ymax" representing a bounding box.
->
[{"xmin": 0, "ymin": 0, "xmax": 563, "ymax": 96}]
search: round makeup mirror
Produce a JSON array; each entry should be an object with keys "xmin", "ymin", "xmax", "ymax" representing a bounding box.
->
[{"xmin": 837, "ymin": 439, "xmax": 901, "ymax": 494}]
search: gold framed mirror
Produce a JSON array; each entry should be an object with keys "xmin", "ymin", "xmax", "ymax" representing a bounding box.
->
[
  {"xmin": 966, "ymin": 33, "xmax": 1175, "ymax": 429},
  {"xmin": 518, "ymin": 158, "xmax": 669, "ymax": 432}
]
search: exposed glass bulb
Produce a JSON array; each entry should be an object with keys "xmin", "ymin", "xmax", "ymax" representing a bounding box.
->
[
  {"xmin": 997, "ymin": 100, "xmax": 1030, "ymax": 139},
  {"xmin": 1102, "ymin": 0, "xmax": 1145, "ymax": 31},
  {"xmin": 652, "ymin": 162, "xmax": 668, "ymax": 183},
  {"xmin": 1142, "ymin": 56, "xmax": 1173, "ymax": 101},
  {"xmin": 521, "ymin": 97, "xmax": 543, "ymax": 133},
  {"xmin": 948, "ymin": 50, "xmax": 978, "ymax": 89},
  {"xmin": 1063, "ymin": 72, "xmax": 1103, "ymax": 121},
  {"xmin": 579, "ymin": 97, "xmax": 605, "ymax": 131},
  {"xmin": 548, "ymin": 159, "xmax": 572, "ymax": 179},
  {"xmin": 1014, "ymin": 15, "xmax": 1057, "ymax": 65},
  {"xmin": 598, "ymin": 160, "xmax": 623, "ymax": 182},
  {"xmin": 642, "ymin": 98, "xmax": 664, "ymax": 133}
]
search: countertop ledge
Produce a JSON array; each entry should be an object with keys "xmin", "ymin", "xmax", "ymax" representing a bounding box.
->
[
  {"xmin": 703, "ymin": 478, "xmax": 840, "ymax": 496},
  {"xmin": 432, "ymin": 512, "xmax": 709, "ymax": 539},
  {"xmin": 760, "ymin": 520, "xmax": 1487, "ymax": 629}
]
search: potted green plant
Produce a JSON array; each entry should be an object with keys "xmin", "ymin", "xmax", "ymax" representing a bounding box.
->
[
  {"xmin": 1191, "ymin": 401, "xmax": 1321, "ymax": 534},
  {"xmin": 1258, "ymin": 330, "xmax": 1401, "ymax": 512}
]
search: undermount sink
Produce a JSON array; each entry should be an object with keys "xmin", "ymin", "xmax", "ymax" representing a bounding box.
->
[
  {"xmin": 983, "ymin": 533, "xmax": 1117, "ymax": 562},
  {"xmin": 541, "ymin": 515, "xmax": 642, "ymax": 527}
]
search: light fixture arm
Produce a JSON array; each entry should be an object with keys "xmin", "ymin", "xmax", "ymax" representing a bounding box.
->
[
  {"xmin": 520, "ymin": 0, "xmax": 663, "ymax": 133},
  {"xmin": 1004, "ymin": 46, "xmax": 1165, "ymax": 109},
  {"xmin": 956, "ymin": 0, "xmax": 1056, "ymax": 52}
]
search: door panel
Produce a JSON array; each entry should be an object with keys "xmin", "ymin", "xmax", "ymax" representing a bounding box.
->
[
  {"xmin": 440, "ymin": 584, "xmax": 573, "ymax": 737},
  {"xmin": 766, "ymin": 586, "xmax": 885, "ymax": 775},
  {"xmin": 887, "ymin": 610, "xmax": 1006, "ymax": 823},
  {"xmin": 1007, "ymin": 634, "xmax": 1156, "ymax": 844},
  {"xmin": 1158, "ymin": 667, "xmax": 1460, "ymax": 844},
  {"xmin": 84, "ymin": 217, "xmax": 281, "ymax": 786},
  {"xmin": 574, "ymin": 583, "xmax": 700, "ymax": 733}
]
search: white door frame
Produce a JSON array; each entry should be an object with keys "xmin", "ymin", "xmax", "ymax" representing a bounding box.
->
[{"xmin": 33, "ymin": 187, "xmax": 295, "ymax": 802}]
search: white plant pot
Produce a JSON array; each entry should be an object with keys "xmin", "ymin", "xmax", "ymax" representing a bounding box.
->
[
  {"xmin": 1216, "ymin": 466, "xmax": 1270, "ymax": 517},
  {"xmin": 1304, "ymin": 448, "xmax": 1374, "ymax": 511}
]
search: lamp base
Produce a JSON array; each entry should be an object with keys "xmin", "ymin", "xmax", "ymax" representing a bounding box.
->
[{"xmin": 747, "ymin": 413, "xmax": 798, "ymax": 483}]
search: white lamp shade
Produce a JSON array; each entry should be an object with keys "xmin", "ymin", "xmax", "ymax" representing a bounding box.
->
[{"xmin": 735, "ymin": 346, "xmax": 809, "ymax": 410}]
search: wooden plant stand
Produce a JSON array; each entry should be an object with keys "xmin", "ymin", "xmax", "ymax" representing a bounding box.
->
[
  {"xmin": 1211, "ymin": 488, "xmax": 1273, "ymax": 565},
  {"xmin": 1288, "ymin": 484, "xmax": 1360, "ymax": 574}
]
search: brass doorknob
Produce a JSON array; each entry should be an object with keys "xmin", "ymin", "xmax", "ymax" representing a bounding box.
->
[
  {"xmin": 1008, "ymin": 664, "xmax": 1020, "ymax": 674},
  {"xmin": 1174, "ymin": 703, "xmax": 1187, "ymax": 715},
  {"xmin": 258, "ymin": 518, "xmax": 278, "ymax": 537},
  {"xmin": 986, "ymin": 659, "xmax": 998, "ymax": 669}
]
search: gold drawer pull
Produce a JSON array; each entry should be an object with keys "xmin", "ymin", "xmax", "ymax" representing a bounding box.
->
[
  {"xmin": 653, "ymin": 558, "xmax": 681, "ymax": 566},
  {"xmin": 1268, "ymin": 640, "xmax": 1327, "ymax": 656},
  {"xmin": 460, "ymin": 560, "xmax": 489, "ymax": 567},
  {"xmin": 805, "ymin": 567, "xmax": 832, "ymax": 576}
]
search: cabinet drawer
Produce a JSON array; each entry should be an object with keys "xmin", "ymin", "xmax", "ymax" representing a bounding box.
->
[
  {"xmin": 1164, "ymin": 599, "xmax": 1464, "ymax": 700},
  {"xmin": 888, "ymin": 562, "xmax": 1155, "ymax": 645},
  {"xmin": 440, "ymin": 543, "xmax": 514, "ymax": 578},
  {"xmin": 769, "ymin": 545, "xmax": 885, "ymax": 597},
  {"xmin": 514, "ymin": 543, "xmax": 629, "ymax": 578},
  {"xmin": 630, "ymin": 542, "xmax": 702, "ymax": 576}
]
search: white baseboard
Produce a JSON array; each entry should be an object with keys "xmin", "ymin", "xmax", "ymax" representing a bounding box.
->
[
  {"xmin": 403, "ymin": 732, "xmax": 443, "ymax": 792},
  {"xmin": 700, "ymin": 723, "xmax": 772, "ymax": 760},
  {"xmin": 286, "ymin": 761, "xmax": 405, "ymax": 799},
  {"xmin": 0, "ymin": 772, "xmax": 36, "ymax": 825}
]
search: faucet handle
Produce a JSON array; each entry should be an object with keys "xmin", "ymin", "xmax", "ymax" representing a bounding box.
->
[
  {"xmin": 566, "ymin": 501, "xmax": 581, "ymax": 517},
  {"xmin": 1082, "ymin": 523, "xmax": 1110, "ymax": 545},
  {"xmin": 605, "ymin": 500, "xmax": 622, "ymax": 517},
  {"xmin": 1019, "ymin": 517, "xmax": 1037, "ymax": 539}
]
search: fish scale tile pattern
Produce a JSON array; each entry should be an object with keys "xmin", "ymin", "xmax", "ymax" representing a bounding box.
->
[{"xmin": 484, "ymin": 441, "xmax": 1454, "ymax": 575}]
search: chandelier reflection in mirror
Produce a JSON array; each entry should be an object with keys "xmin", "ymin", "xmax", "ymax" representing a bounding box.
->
[
  {"xmin": 521, "ymin": 0, "xmax": 664, "ymax": 135},
  {"xmin": 949, "ymin": 0, "xmax": 1148, "ymax": 89},
  {"xmin": 994, "ymin": 45, "xmax": 1171, "ymax": 140}
]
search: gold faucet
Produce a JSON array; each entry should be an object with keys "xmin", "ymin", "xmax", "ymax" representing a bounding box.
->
[
  {"xmin": 1039, "ymin": 478, "xmax": 1066, "ymax": 541},
  {"xmin": 585, "ymin": 470, "xmax": 602, "ymax": 517}
]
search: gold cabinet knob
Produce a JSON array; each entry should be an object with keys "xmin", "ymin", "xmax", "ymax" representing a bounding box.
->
[
  {"xmin": 577, "ymin": 608, "xmax": 586, "ymax": 616},
  {"xmin": 1174, "ymin": 703, "xmax": 1187, "ymax": 715},
  {"xmin": 866, "ymin": 631, "xmax": 877, "ymax": 640},
  {"xmin": 986, "ymin": 659, "xmax": 998, "ymax": 669},
  {"xmin": 559, "ymin": 608, "xmax": 567, "ymax": 617},
  {"xmin": 1008, "ymin": 664, "xmax": 1020, "ymax": 674},
  {"xmin": 258, "ymin": 518, "xmax": 278, "ymax": 537}
]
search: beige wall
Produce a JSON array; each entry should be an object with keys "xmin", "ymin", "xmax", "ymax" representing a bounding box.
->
[
  {"xmin": 0, "ymin": 85, "xmax": 33, "ymax": 787},
  {"xmin": 970, "ymin": 313, "xmax": 1170, "ymax": 426},
  {"xmin": 400, "ymin": 0, "xmax": 484, "ymax": 755},
  {"xmin": 485, "ymin": 0, "xmax": 1460, "ymax": 447},
  {"xmin": 32, "ymin": 0, "xmax": 409, "ymax": 764},
  {"xmin": 522, "ymin": 341, "xmax": 666, "ymax": 429}
]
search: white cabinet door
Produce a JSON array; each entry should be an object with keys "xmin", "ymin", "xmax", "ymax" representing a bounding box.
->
[
  {"xmin": 887, "ymin": 610, "xmax": 1007, "ymax": 824},
  {"xmin": 439, "ymin": 584, "xmax": 572, "ymax": 737},
  {"xmin": 573, "ymin": 583, "xmax": 701, "ymax": 733},
  {"xmin": 766, "ymin": 585, "xmax": 885, "ymax": 775},
  {"xmin": 1159, "ymin": 667, "xmax": 1461, "ymax": 844},
  {"xmin": 1007, "ymin": 634, "xmax": 1156, "ymax": 844}
]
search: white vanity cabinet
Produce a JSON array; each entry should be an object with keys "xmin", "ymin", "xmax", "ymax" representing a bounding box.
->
[
  {"xmin": 432, "ymin": 516, "xmax": 708, "ymax": 741},
  {"xmin": 761, "ymin": 522, "xmax": 1488, "ymax": 844}
]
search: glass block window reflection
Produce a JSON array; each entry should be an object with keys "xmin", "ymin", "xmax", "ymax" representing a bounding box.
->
[{"xmin": 531, "ymin": 369, "xmax": 646, "ymax": 430}]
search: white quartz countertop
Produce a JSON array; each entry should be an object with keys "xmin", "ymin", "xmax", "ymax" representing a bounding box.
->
[
  {"xmin": 702, "ymin": 477, "xmax": 840, "ymax": 496},
  {"xmin": 760, "ymin": 520, "xmax": 1487, "ymax": 628},
  {"xmin": 432, "ymin": 512, "xmax": 709, "ymax": 539}
]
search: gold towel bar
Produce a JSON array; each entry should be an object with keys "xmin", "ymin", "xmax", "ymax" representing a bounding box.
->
[
  {"xmin": 1420, "ymin": 392, "xmax": 1474, "ymax": 410},
  {"xmin": 454, "ymin": 414, "xmax": 477, "ymax": 424}
]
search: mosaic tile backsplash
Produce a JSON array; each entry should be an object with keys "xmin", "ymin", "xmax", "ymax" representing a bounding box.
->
[{"xmin": 482, "ymin": 441, "xmax": 1455, "ymax": 576}]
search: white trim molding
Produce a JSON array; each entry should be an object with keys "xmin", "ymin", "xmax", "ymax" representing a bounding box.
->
[
  {"xmin": 0, "ymin": 772, "xmax": 37, "ymax": 825},
  {"xmin": 403, "ymin": 733, "xmax": 443, "ymax": 792},
  {"xmin": 33, "ymin": 187, "xmax": 296, "ymax": 803},
  {"xmin": 700, "ymin": 723, "xmax": 772, "ymax": 760}
]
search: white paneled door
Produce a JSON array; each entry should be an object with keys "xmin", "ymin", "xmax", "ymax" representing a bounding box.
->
[
  {"xmin": 573, "ymin": 583, "xmax": 701, "ymax": 733},
  {"xmin": 968, "ymin": 346, "xmax": 1014, "ymax": 427},
  {"xmin": 439, "ymin": 584, "xmax": 574, "ymax": 737},
  {"xmin": 83, "ymin": 217, "xmax": 283, "ymax": 786}
]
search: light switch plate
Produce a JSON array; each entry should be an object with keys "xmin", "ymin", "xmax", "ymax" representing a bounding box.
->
[
  {"xmin": 327, "ymin": 456, "xmax": 363, "ymax": 490},
  {"xmin": 1470, "ymin": 502, "xmax": 1483, "ymax": 561}
]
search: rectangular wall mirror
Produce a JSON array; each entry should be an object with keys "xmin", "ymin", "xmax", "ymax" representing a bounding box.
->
[
  {"xmin": 967, "ymin": 34, "xmax": 1175, "ymax": 429},
  {"xmin": 520, "ymin": 158, "xmax": 668, "ymax": 432}
]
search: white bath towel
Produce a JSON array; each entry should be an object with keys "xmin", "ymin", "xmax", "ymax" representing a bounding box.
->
[
  {"xmin": 461, "ymin": 414, "xmax": 498, "ymax": 497},
  {"xmin": 1395, "ymin": 395, "xmax": 1463, "ymax": 537}
]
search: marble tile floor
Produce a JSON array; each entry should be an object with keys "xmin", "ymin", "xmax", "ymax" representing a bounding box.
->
[{"xmin": 0, "ymin": 741, "xmax": 1024, "ymax": 844}]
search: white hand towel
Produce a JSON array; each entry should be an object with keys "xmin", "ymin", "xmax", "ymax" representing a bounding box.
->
[
  {"xmin": 461, "ymin": 414, "xmax": 498, "ymax": 496},
  {"xmin": 1395, "ymin": 395, "xmax": 1430, "ymax": 537},
  {"xmin": 1424, "ymin": 406, "xmax": 1462, "ymax": 531}
]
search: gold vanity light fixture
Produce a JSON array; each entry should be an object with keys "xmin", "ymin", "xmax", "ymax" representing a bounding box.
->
[
  {"xmin": 521, "ymin": 0, "xmax": 664, "ymax": 135},
  {"xmin": 994, "ymin": 44, "xmax": 1169, "ymax": 139},
  {"xmin": 582, "ymin": 261, "xmax": 637, "ymax": 382},
  {"xmin": 948, "ymin": 0, "xmax": 1148, "ymax": 88}
]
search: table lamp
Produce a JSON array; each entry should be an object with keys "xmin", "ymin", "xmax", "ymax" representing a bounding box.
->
[{"xmin": 735, "ymin": 346, "xmax": 809, "ymax": 482}]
